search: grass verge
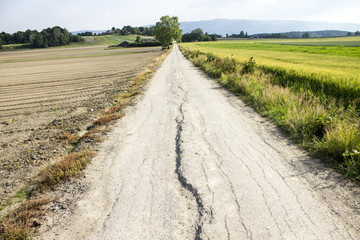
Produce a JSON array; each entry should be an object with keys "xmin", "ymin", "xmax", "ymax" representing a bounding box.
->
[{"xmin": 179, "ymin": 46, "xmax": 360, "ymax": 180}]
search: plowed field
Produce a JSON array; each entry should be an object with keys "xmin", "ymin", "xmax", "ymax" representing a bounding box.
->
[{"xmin": 0, "ymin": 46, "xmax": 163, "ymax": 205}]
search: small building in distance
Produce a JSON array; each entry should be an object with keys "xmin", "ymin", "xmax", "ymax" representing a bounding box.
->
[{"xmin": 116, "ymin": 41, "xmax": 131, "ymax": 48}]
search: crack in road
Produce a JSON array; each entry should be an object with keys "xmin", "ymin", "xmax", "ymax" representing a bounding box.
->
[{"xmin": 174, "ymin": 81, "xmax": 207, "ymax": 239}]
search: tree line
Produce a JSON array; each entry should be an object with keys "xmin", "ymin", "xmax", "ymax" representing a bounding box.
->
[
  {"xmin": 0, "ymin": 26, "xmax": 83, "ymax": 48},
  {"xmin": 227, "ymin": 30, "xmax": 248, "ymax": 38},
  {"xmin": 77, "ymin": 26, "xmax": 155, "ymax": 37},
  {"xmin": 181, "ymin": 28, "xmax": 219, "ymax": 42},
  {"xmin": 348, "ymin": 31, "xmax": 360, "ymax": 36}
]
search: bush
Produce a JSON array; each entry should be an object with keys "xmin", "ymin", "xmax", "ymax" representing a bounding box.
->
[
  {"xmin": 214, "ymin": 57, "xmax": 238, "ymax": 74},
  {"xmin": 241, "ymin": 57, "xmax": 257, "ymax": 74},
  {"xmin": 206, "ymin": 52, "xmax": 217, "ymax": 62}
]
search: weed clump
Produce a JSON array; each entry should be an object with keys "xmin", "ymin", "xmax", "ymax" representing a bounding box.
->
[
  {"xmin": 0, "ymin": 198, "xmax": 50, "ymax": 240},
  {"xmin": 241, "ymin": 57, "xmax": 256, "ymax": 75},
  {"xmin": 215, "ymin": 57, "xmax": 238, "ymax": 74},
  {"xmin": 62, "ymin": 132, "xmax": 78, "ymax": 144},
  {"xmin": 38, "ymin": 150, "xmax": 94, "ymax": 190},
  {"xmin": 93, "ymin": 114, "xmax": 123, "ymax": 125}
]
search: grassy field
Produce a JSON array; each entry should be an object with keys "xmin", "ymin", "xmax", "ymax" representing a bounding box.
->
[
  {"xmin": 182, "ymin": 37, "xmax": 360, "ymax": 101},
  {"xmin": 180, "ymin": 36, "xmax": 360, "ymax": 180},
  {"xmin": 0, "ymin": 34, "xmax": 140, "ymax": 51},
  {"xmin": 69, "ymin": 34, "xmax": 139, "ymax": 47}
]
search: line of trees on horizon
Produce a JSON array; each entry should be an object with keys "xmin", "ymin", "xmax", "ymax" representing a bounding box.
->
[
  {"xmin": 0, "ymin": 26, "xmax": 83, "ymax": 49},
  {"xmin": 181, "ymin": 28, "xmax": 219, "ymax": 42},
  {"xmin": 77, "ymin": 26, "xmax": 155, "ymax": 37}
]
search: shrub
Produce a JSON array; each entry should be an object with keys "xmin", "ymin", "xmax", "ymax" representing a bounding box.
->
[
  {"xmin": 206, "ymin": 52, "xmax": 217, "ymax": 62},
  {"xmin": 241, "ymin": 57, "xmax": 257, "ymax": 74},
  {"xmin": 214, "ymin": 57, "xmax": 238, "ymax": 74}
]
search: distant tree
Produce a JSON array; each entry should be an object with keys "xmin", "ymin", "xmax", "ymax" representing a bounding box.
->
[
  {"xmin": 347, "ymin": 32, "xmax": 352, "ymax": 36},
  {"xmin": 13, "ymin": 31, "xmax": 25, "ymax": 43},
  {"xmin": 203, "ymin": 35, "xmax": 211, "ymax": 41},
  {"xmin": 211, "ymin": 34, "xmax": 218, "ymax": 41},
  {"xmin": 135, "ymin": 36, "xmax": 141, "ymax": 43},
  {"xmin": 153, "ymin": 15, "xmax": 182, "ymax": 49},
  {"xmin": 355, "ymin": 31, "xmax": 359, "ymax": 36},
  {"xmin": 78, "ymin": 31, "xmax": 93, "ymax": 36},
  {"xmin": 28, "ymin": 26, "xmax": 82, "ymax": 48},
  {"xmin": 190, "ymin": 28, "xmax": 204, "ymax": 41},
  {"xmin": 120, "ymin": 28, "xmax": 129, "ymax": 36},
  {"xmin": 111, "ymin": 27, "xmax": 116, "ymax": 32},
  {"xmin": 302, "ymin": 32, "xmax": 310, "ymax": 38},
  {"xmin": 181, "ymin": 33, "xmax": 192, "ymax": 42},
  {"xmin": 0, "ymin": 39, "xmax": 3, "ymax": 49},
  {"xmin": 226, "ymin": 33, "xmax": 229, "ymax": 38},
  {"xmin": 239, "ymin": 31, "xmax": 245, "ymax": 38}
]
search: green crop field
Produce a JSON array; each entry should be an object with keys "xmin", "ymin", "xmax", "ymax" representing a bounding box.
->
[
  {"xmin": 182, "ymin": 37, "xmax": 360, "ymax": 101},
  {"xmin": 180, "ymin": 36, "xmax": 360, "ymax": 180}
]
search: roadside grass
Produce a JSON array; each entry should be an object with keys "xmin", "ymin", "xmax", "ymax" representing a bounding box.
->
[
  {"xmin": 179, "ymin": 46, "xmax": 360, "ymax": 180},
  {"xmin": 0, "ymin": 48, "xmax": 171, "ymax": 240},
  {"xmin": 0, "ymin": 198, "xmax": 50, "ymax": 240},
  {"xmin": 37, "ymin": 150, "xmax": 95, "ymax": 191}
]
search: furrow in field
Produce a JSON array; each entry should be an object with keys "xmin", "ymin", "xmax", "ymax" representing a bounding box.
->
[
  {"xmin": 0, "ymin": 86, "xmax": 126, "ymax": 112},
  {"xmin": 0, "ymin": 73, "xmax": 136, "ymax": 98},
  {"xmin": 0, "ymin": 69, "xmax": 138, "ymax": 88}
]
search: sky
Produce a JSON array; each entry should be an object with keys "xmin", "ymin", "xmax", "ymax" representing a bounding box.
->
[{"xmin": 1, "ymin": 0, "xmax": 360, "ymax": 33}]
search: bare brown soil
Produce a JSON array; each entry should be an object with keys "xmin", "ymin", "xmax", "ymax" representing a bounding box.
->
[{"xmin": 0, "ymin": 46, "xmax": 163, "ymax": 206}]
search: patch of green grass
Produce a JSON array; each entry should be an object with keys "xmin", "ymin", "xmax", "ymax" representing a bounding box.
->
[
  {"xmin": 199, "ymin": 42, "xmax": 360, "ymax": 56},
  {"xmin": 182, "ymin": 38, "xmax": 360, "ymax": 105},
  {"xmin": 68, "ymin": 34, "xmax": 138, "ymax": 47},
  {"xmin": 0, "ymin": 34, "xmax": 138, "ymax": 52}
]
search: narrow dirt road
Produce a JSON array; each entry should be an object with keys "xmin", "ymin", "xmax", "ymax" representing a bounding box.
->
[{"xmin": 41, "ymin": 44, "xmax": 359, "ymax": 240}]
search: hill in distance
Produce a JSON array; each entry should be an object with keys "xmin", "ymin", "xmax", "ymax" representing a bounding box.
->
[
  {"xmin": 179, "ymin": 19, "xmax": 360, "ymax": 36},
  {"xmin": 72, "ymin": 19, "xmax": 360, "ymax": 38}
]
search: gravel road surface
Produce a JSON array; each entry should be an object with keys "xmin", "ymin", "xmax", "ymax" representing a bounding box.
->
[{"xmin": 40, "ymin": 44, "xmax": 359, "ymax": 239}]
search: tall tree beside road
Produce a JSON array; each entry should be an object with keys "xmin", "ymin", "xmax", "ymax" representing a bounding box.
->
[{"xmin": 153, "ymin": 15, "xmax": 182, "ymax": 49}]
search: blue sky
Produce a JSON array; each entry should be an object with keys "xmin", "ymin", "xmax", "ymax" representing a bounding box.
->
[{"xmin": 1, "ymin": 0, "xmax": 360, "ymax": 33}]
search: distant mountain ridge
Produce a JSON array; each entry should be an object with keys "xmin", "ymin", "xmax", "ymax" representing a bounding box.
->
[
  {"xmin": 179, "ymin": 19, "xmax": 360, "ymax": 36},
  {"xmin": 71, "ymin": 19, "xmax": 360, "ymax": 37}
]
